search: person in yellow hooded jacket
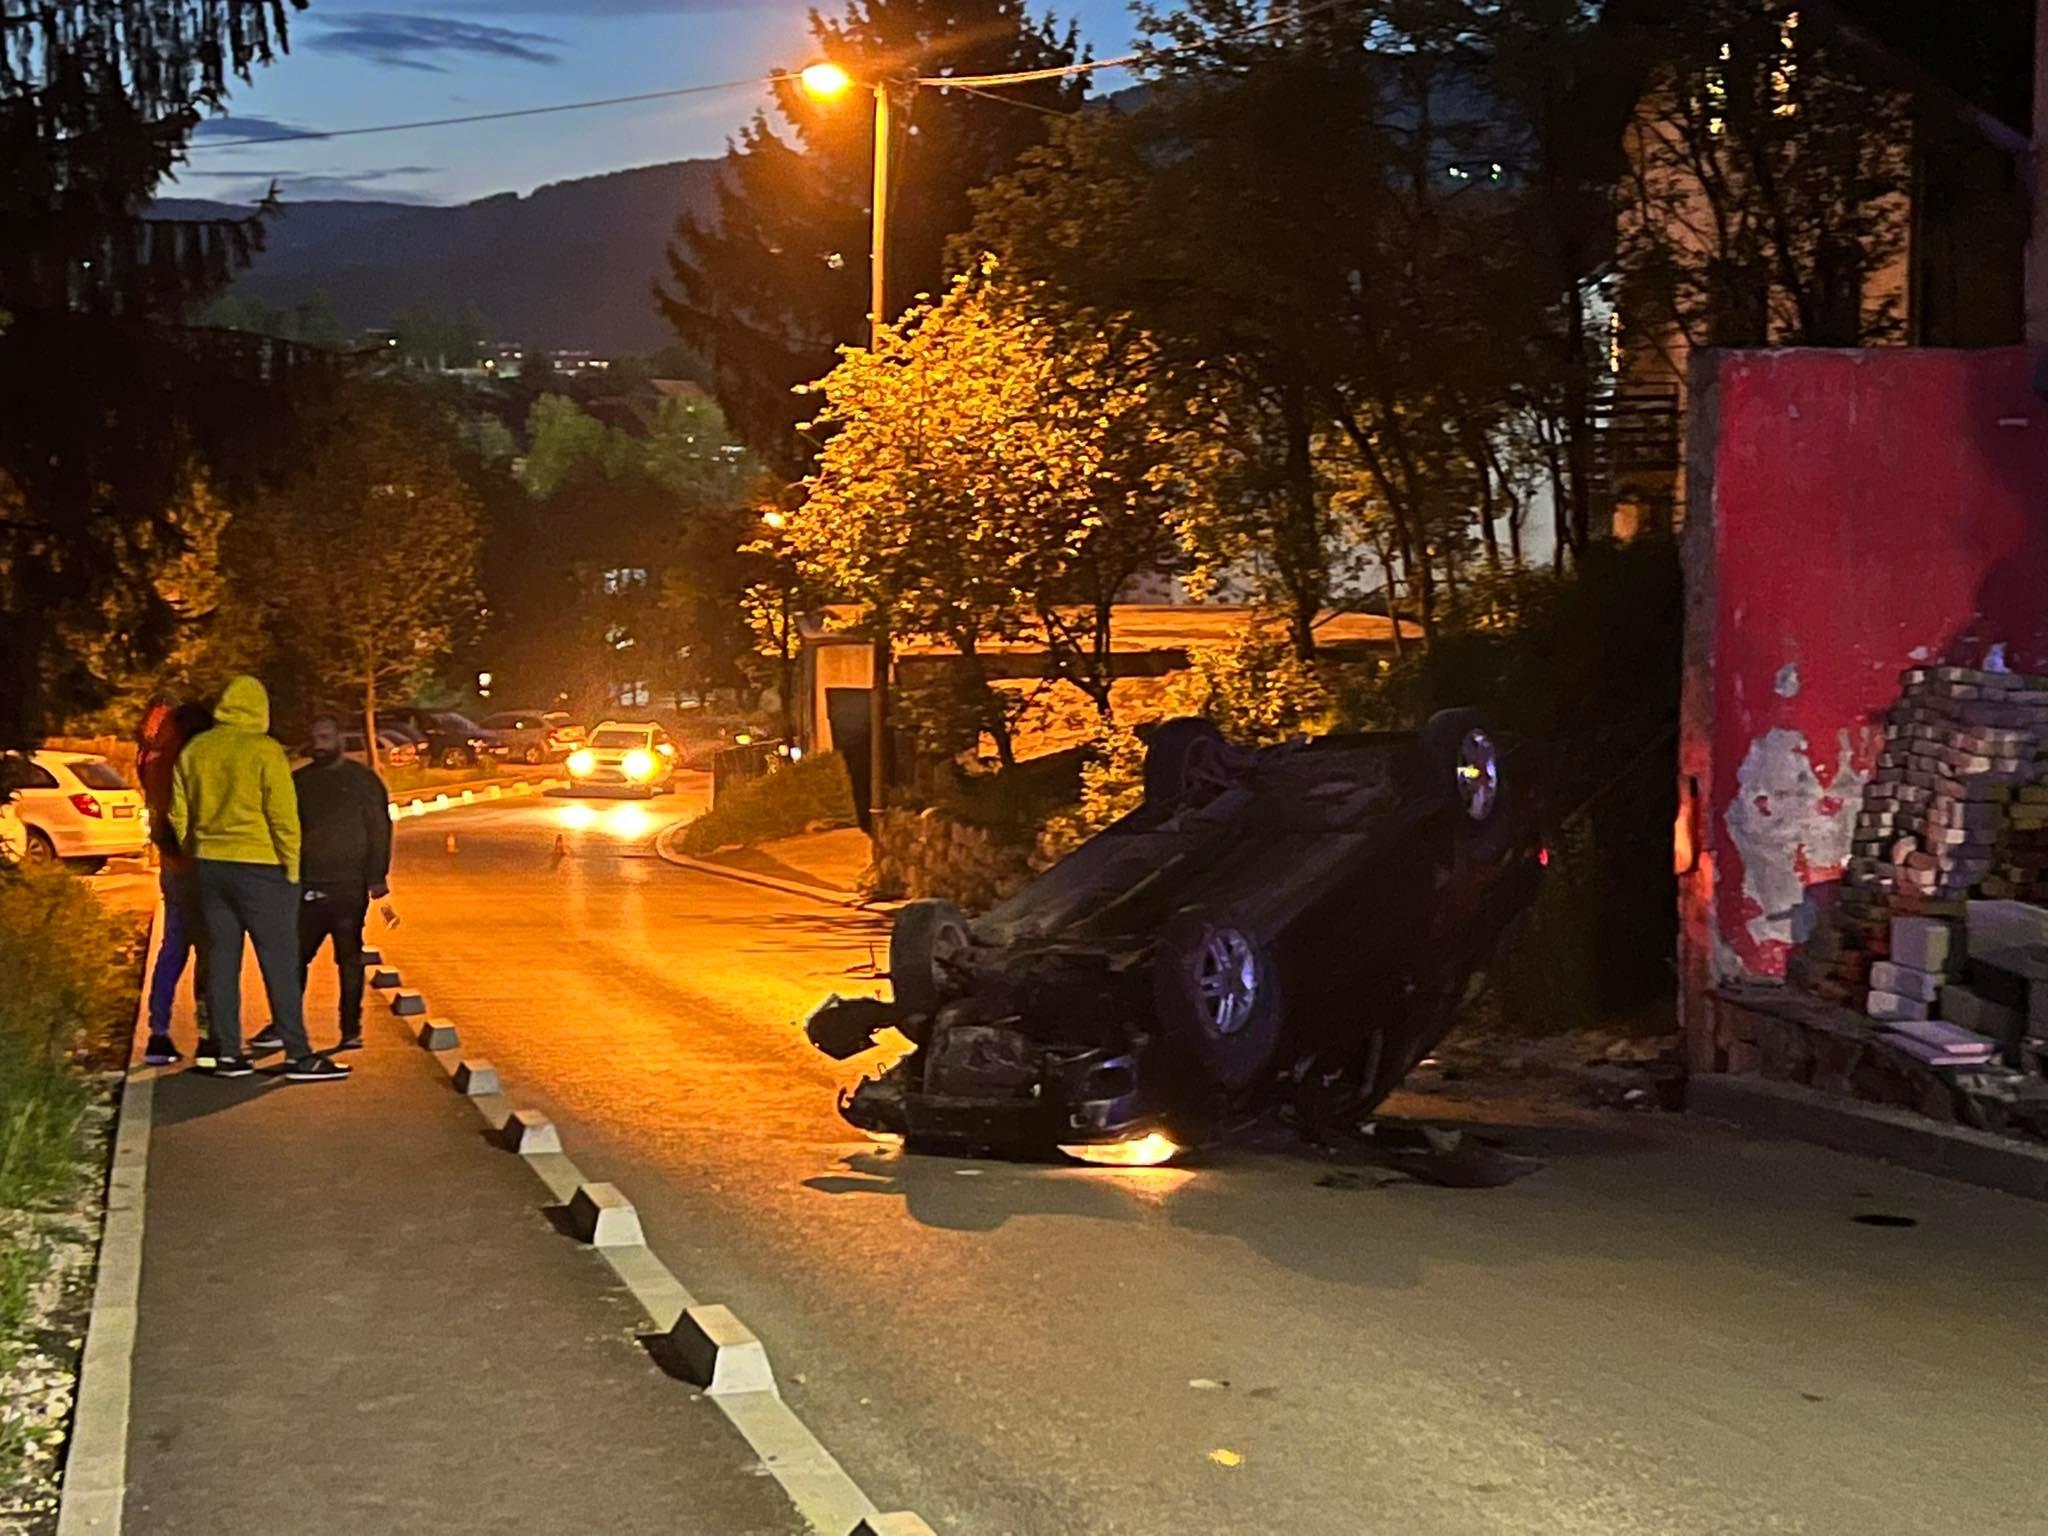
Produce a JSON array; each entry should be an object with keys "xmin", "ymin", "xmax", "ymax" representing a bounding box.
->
[{"xmin": 168, "ymin": 676, "xmax": 351, "ymax": 1083}]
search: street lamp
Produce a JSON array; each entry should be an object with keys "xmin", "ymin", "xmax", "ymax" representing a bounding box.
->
[{"xmin": 800, "ymin": 59, "xmax": 896, "ymax": 828}]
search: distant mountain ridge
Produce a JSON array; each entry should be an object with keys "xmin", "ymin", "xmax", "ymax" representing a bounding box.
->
[{"xmin": 156, "ymin": 158, "xmax": 725, "ymax": 353}]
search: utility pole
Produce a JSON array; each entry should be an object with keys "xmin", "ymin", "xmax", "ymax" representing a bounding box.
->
[{"xmin": 867, "ymin": 81, "xmax": 893, "ymax": 828}]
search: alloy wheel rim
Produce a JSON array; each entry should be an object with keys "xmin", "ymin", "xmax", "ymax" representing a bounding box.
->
[
  {"xmin": 1194, "ymin": 928, "xmax": 1259, "ymax": 1037},
  {"xmin": 1456, "ymin": 730, "xmax": 1499, "ymax": 821}
]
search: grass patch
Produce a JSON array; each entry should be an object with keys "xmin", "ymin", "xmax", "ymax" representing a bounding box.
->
[
  {"xmin": 0, "ymin": 1069, "xmax": 88, "ymax": 1215},
  {"xmin": 678, "ymin": 752, "xmax": 856, "ymax": 855}
]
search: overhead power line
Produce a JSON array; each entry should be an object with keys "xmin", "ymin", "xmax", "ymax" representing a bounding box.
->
[
  {"xmin": 186, "ymin": 0, "xmax": 1364, "ymax": 154},
  {"xmin": 186, "ymin": 75, "xmax": 773, "ymax": 151},
  {"xmin": 915, "ymin": 0, "xmax": 1360, "ymax": 88}
]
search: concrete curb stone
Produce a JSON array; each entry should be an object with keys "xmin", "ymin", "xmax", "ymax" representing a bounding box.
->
[
  {"xmin": 1688, "ymin": 1072, "xmax": 2048, "ymax": 1201},
  {"xmin": 498, "ymin": 1109, "xmax": 561, "ymax": 1154},
  {"xmin": 667, "ymin": 1304, "xmax": 776, "ymax": 1396},
  {"xmin": 567, "ymin": 1182, "xmax": 645, "ymax": 1247},
  {"xmin": 415, "ymin": 1019, "xmax": 459, "ymax": 1050},
  {"xmin": 389, "ymin": 989, "xmax": 427, "ymax": 1017},
  {"xmin": 452, "ymin": 1058, "xmax": 500, "ymax": 1097}
]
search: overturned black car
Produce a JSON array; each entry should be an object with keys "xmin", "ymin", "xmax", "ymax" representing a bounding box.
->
[{"xmin": 806, "ymin": 711, "xmax": 1544, "ymax": 1162}]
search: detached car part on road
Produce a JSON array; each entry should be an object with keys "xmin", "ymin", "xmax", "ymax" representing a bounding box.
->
[{"xmin": 806, "ymin": 711, "xmax": 1543, "ymax": 1162}]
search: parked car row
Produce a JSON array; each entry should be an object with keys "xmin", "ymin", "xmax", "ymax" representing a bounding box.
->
[
  {"xmin": 0, "ymin": 704, "xmax": 693, "ymax": 875},
  {"xmin": 283, "ymin": 709, "xmax": 586, "ymax": 770}
]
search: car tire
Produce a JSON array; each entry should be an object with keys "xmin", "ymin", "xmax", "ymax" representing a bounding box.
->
[
  {"xmin": 524, "ymin": 744, "xmax": 546, "ymax": 765},
  {"xmin": 23, "ymin": 828, "xmax": 57, "ymax": 870},
  {"xmin": 440, "ymin": 747, "xmax": 470, "ymax": 770},
  {"xmin": 890, "ymin": 899, "xmax": 970, "ymax": 1032},
  {"xmin": 1151, "ymin": 907, "xmax": 1283, "ymax": 1092},
  {"xmin": 1417, "ymin": 708, "xmax": 1512, "ymax": 861},
  {"xmin": 1143, "ymin": 718, "xmax": 1230, "ymax": 804}
]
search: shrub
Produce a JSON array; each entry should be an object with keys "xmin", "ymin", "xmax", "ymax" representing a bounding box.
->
[
  {"xmin": 678, "ymin": 751, "xmax": 857, "ymax": 854},
  {"xmin": 0, "ymin": 870, "xmax": 121, "ymax": 1209}
]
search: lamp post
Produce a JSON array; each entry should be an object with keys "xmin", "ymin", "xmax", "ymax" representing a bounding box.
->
[{"xmin": 800, "ymin": 60, "xmax": 894, "ymax": 827}]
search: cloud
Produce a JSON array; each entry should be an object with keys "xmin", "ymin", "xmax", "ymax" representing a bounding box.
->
[
  {"xmin": 193, "ymin": 114, "xmax": 328, "ymax": 144},
  {"xmin": 177, "ymin": 165, "xmax": 443, "ymax": 202},
  {"xmin": 311, "ymin": 12, "xmax": 563, "ymax": 71},
  {"xmin": 441, "ymin": 0, "xmax": 759, "ymax": 11}
]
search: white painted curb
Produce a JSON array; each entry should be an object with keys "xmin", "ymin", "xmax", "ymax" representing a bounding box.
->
[{"xmin": 452, "ymin": 1059, "xmax": 500, "ymax": 1097}]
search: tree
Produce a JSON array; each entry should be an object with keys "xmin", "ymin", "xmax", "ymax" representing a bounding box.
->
[
  {"xmin": 256, "ymin": 384, "xmax": 482, "ymax": 765},
  {"xmin": 1, "ymin": 0, "xmax": 316, "ymax": 747},
  {"xmin": 1613, "ymin": 0, "xmax": 1914, "ymax": 361},
  {"xmin": 784, "ymin": 270, "xmax": 1177, "ymax": 763},
  {"xmin": 656, "ymin": 0, "xmax": 1086, "ymax": 474}
]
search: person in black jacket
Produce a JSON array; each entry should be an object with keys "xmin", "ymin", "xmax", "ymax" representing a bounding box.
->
[{"xmin": 274, "ymin": 712, "xmax": 393, "ymax": 1053}]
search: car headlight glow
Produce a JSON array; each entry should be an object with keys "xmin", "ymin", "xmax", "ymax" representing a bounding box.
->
[
  {"xmin": 622, "ymin": 748, "xmax": 656, "ymax": 781},
  {"xmin": 567, "ymin": 749, "xmax": 597, "ymax": 777}
]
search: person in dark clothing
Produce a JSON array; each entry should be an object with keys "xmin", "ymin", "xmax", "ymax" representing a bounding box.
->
[
  {"xmin": 275, "ymin": 713, "xmax": 393, "ymax": 1053},
  {"xmin": 138, "ymin": 698, "xmax": 215, "ymax": 1065}
]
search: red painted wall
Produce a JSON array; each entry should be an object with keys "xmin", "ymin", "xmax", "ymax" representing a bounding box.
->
[{"xmin": 1683, "ymin": 348, "xmax": 2048, "ymax": 1020}]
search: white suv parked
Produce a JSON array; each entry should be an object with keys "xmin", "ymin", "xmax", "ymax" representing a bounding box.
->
[{"xmin": 0, "ymin": 751, "xmax": 149, "ymax": 872}]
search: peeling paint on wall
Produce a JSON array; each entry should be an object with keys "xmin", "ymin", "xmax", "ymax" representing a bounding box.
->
[
  {"xmin": 1724, "ymin": 727, "xmax": 1869, "ymax": 952},
  {"xmin": 1773, "ymin": 663, "xmax": 1800, "ymax": 698}
]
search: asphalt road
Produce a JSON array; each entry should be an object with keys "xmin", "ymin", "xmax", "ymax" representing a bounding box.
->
[{"xmin": 378, "ymin": 786, "xmax": 2048, "ymax": 1536}]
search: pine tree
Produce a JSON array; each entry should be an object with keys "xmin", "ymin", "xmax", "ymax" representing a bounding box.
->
[{"xmin": 1, "ymin": 1, "xmax": 311, "ymax": 747}]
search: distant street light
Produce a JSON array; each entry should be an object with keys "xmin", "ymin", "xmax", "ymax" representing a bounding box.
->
[{"xmin": 800, "ymin": 59, "xmax": 897, "ymax": 827}]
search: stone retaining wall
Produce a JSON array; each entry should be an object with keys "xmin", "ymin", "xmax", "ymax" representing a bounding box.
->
[{"xmin": 867, "ymin": 807, "xmax": 1035, "ymax": 911}]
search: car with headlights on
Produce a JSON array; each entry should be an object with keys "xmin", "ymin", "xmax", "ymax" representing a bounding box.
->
[{"xmin": 565, "ymin": 721, "xmax": 678, "ymax": 796}]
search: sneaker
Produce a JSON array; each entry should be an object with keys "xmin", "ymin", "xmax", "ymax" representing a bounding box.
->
[
  {"xmin": 143, "ymin": 1035, "xmax": 182, "ymax": 1066},
  {"xmin": 284, "ymin": 1056, "xmax": 352, "ymax": 1083},
  {"xmin": 332, "ymin": 1033, "xmax": 365, "ymax": 1053},
  {"xmin": 247, "ymin": 1027, "xmax": 286, "ymax": 1054},
  {"xmin": 205, "ymin": 1055, "xmax": 254, "ymax": 1079},
  {"xmin": 193, "ymin": 1037, "xmax": 219, "ymax": 1071}
]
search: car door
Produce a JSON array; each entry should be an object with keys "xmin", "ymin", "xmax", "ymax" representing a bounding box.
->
[{"xmin": 1, "ymin": 755, "xmax": 66, "ymax": 849}]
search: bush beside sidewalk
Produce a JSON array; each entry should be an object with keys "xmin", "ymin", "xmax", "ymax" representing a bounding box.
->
[{"xmin": 0, "ymin": 873, "xmax": 145, "ymax": 1533}]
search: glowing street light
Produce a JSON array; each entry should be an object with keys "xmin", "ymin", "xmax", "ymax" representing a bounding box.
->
[{"xmin": 799, "ymin": 60, "xmax": 852, "ymax": 99}]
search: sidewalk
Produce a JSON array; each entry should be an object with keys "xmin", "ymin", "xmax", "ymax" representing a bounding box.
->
[
  {"xmin": 105, "ymin": 953, "xmax": 803, "ymax": 1535},
  {"xmin": 670, "ymin": 828, "xmax": 871, "ymax": 905}
]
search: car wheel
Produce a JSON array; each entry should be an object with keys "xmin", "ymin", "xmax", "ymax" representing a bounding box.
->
[
  {"xmin": 1143, "ymin": 718, "xmax": 1232, "ymax": 804},
  {"xmin": 1417, "ymin": 708, "xmax": 1512, "ymax": 861},
  {"xmin": 440, "ymin": 747, "xmax": 470, "ymax": 770},
  {"xmin": 890, "ymin": 899, "xmax": 970, "ymax": 1033},
  {"xmin": 23, "ymin": 828, "xmax": 58, "ymax": 870},
  {"xmin": 523, "ymin": 744, "xmax": 546, "ymax": 765},
  {"xmin": 1152, "ymin": 907, "xmax": 1283, "ymax": 1092}
]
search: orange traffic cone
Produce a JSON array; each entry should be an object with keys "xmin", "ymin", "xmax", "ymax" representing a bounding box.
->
[
  {"xmin": 551, "ymin": 834, "xmax": 569, "ymax": 859},
  {"xmin": 444, "ymin": 832, "xmax": 458, "ymax": 854}
]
